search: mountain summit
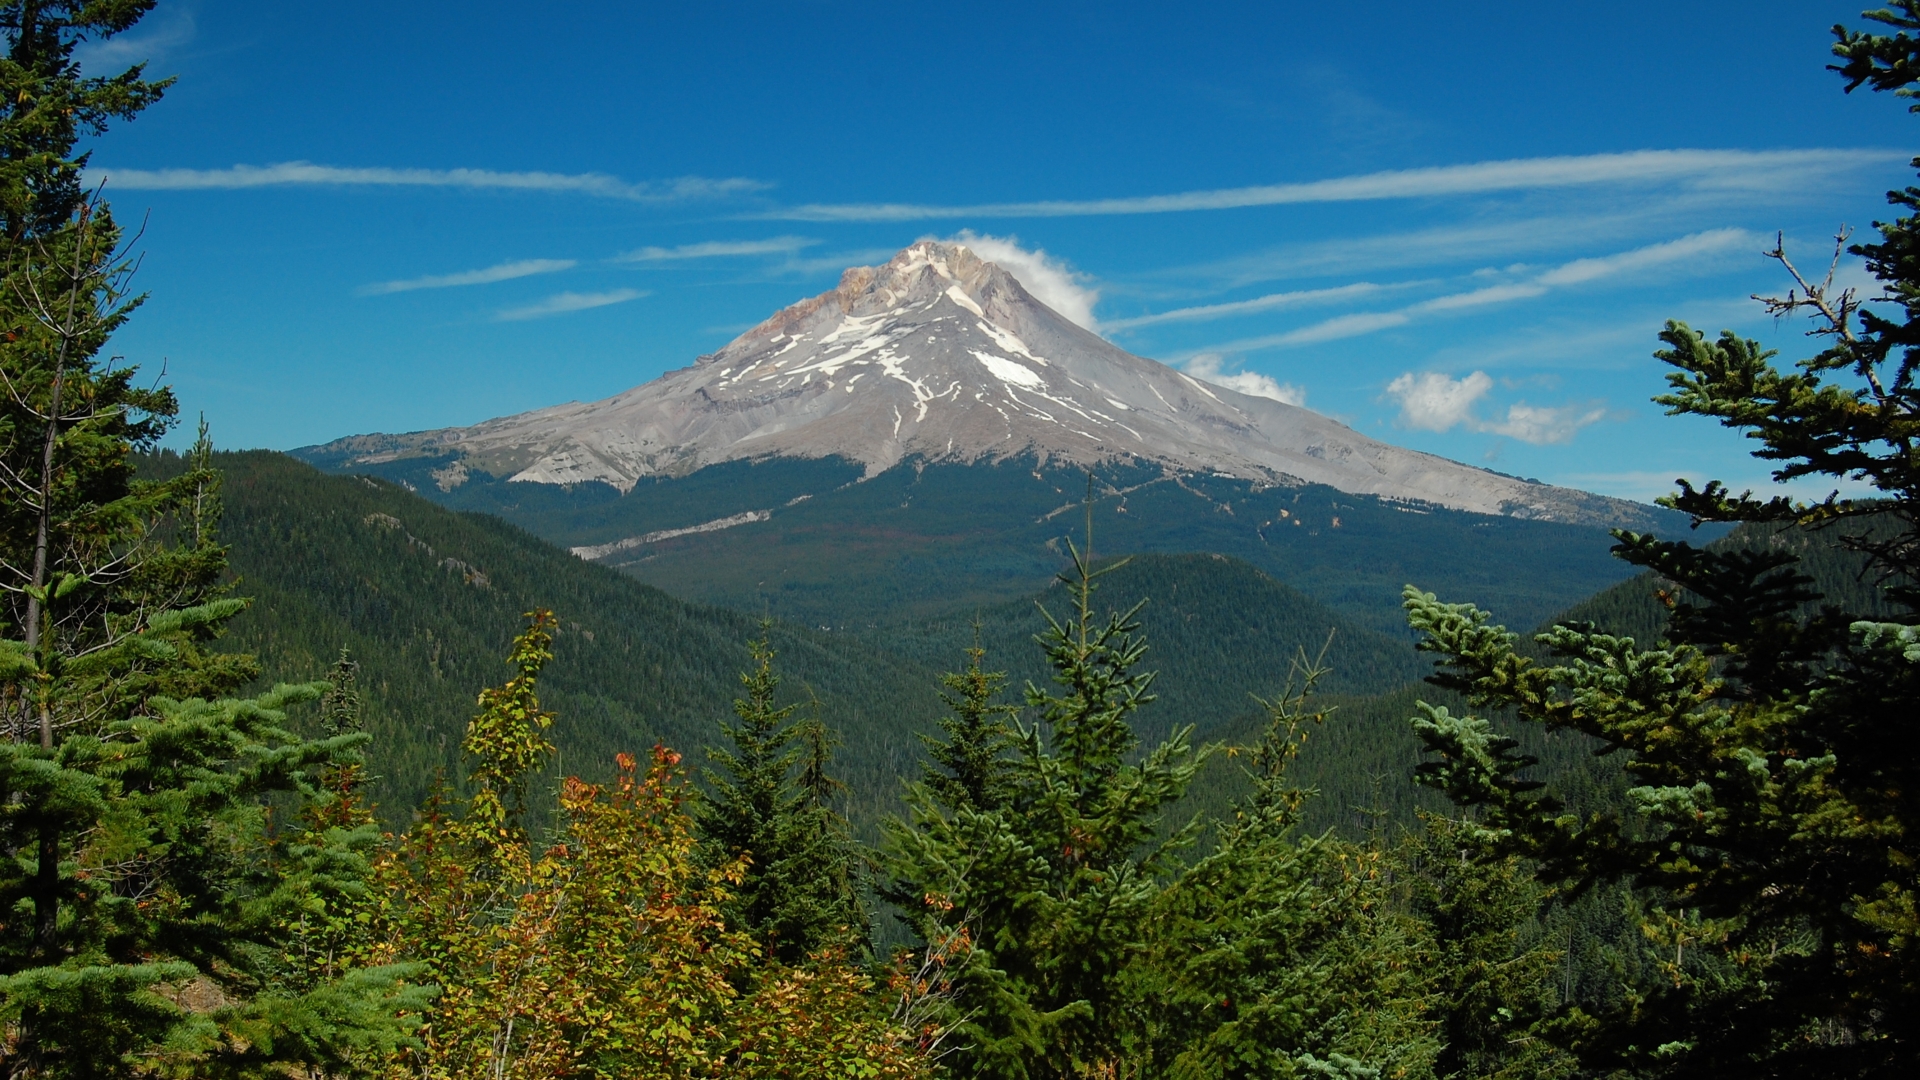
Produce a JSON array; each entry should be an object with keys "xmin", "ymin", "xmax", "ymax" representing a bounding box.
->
[{"xmin": 311, "ymin": 240, "xmax": 1647, "ymax": 527}]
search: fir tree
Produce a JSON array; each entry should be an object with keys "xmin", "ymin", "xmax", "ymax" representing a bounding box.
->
[
  {"xmin": 1401, "ymin": 12, "xmax": 1920, "ymax": 1075},
  {"xmin": 1143, "ymin": 649, "xmax": 1439, "ymax": 1080},
  {"xmin": 1404, "ymin": 814, "xmax": 1572, "ymax": 1080},
  {"xmin": 699, "ymin": 634, "xmax": 864, "ymax": 965},
  {"xmin": 0, "ymin": 7, "xmax": 425, "ymax": 1074},
  {"xmin": 919, "ymin": 637, "xmax": 1019, "ymax": 814},
  {"xmin": 320, "ymin": 646, "xmax": 363, "ymax": 739},
  {"xmin": 883, "ymin": 512, "xmax": 1208, "ymax": 1079}
]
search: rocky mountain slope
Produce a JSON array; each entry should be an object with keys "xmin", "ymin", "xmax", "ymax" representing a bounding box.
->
[{"xmin": 308, "ymin": 241, "xmax": 1660, "ymax": 530}]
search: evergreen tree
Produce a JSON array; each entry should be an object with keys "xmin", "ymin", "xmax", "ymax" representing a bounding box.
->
[
  {"xmin": 1401, "ymin": 12, "xmax": 1920, "ymax": 1076},
  {"xmin": 1404, "ymin": 815, "xmax": 1572, "ymax": 1080},
  {"xmin": 0, "ymin": 6, "xmax": 424, "ymax": 1075},
  {"xmin": 918, "ymin": 637, "xmax": 1019, "ymax": 814},
  {"xmin": 1143, "ymin": 651, "xmax": 1439, "ymax": 1080},
  {"xmin": 0, "ymin": 2, "xmax": 169, "ymax": 241},
  {"xmin": 698, "ymin": 635, "xmax": 865, "ymax": 965},
  {"xmin": 883, "ymin": 522, "xmax": 1207, "ymax": 1079}
]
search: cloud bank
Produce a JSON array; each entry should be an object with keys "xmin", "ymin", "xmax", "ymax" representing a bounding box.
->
[
  {"xmin": 1384, "ymin": 370, "xmax": 1604, "ymax": 445},
  {"xmin": 768, "ymin": 149, "xmax": 1896, "ymax": 222},
  {"xmin": 86, "ymin": 162, "xmax": 767, "ymax": 202},
  {"xmin": 496, "ymin": 289, "xmax": 646, "ymax": 321},
  {"xmin": 361, "ymin": 258, "xmax": 575, "ymax": 295},
  {"xmin": 952, "ymin": 232, "xmax": 1102, "ymax": 331}
]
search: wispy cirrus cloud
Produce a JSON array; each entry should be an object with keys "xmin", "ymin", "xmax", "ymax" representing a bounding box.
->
[
  {"xmin": 763, "ymin": 148, "xmax": 1897, "ymax": 222},
  {"xmin": 1104, "ymin": 281, "xmax": 1400, "ymax": 331},
  {"xmin": 85, "ymin": 162, "xmax": 768, "ymax": 202},
  {"xmin": 75, "ymin": 8, "xmax": 195, "ymax": 68},
  {"xmin": 360, "ymin": 258, "xmax": 575, "ymax": 295},
  {"xmin": 1196, "ymin": 229, "xmax": 1756, "ymax": 353},
  {"xmin": 617, "ymin": 237, "xmax": 817, "ymax": 262},
  {"xmin": 496, "ymin": 289, "xmax": 647, "ymax": 322}
]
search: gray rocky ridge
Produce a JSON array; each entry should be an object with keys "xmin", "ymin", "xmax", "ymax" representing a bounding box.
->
[{"xmin": 313, "ymin": 241, "xmax": 1650, "ymax": 527}]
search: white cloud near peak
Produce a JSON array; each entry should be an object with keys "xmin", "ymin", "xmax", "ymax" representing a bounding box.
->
[
  {"xmin": 1183, "ymin": 354, "xmax": 1306, "ymax": 406},
  {"xmin": 496, "ymin": 289, "xmax": 647, "ymax": 322},
  {"xmin": 952, "ymin": 231, "xmax": 1102, "ymax": 331},
  {"xmin": 1385, "ymin": 370, "xmax": 1605, "ymax": 445},
  {"xmin": 361, "ymin": 258, "xmax": 575, "ymax": 295},
  {"xmin": 1386, "ymin": 371, "xmax": 1494, "ymax": 432}
]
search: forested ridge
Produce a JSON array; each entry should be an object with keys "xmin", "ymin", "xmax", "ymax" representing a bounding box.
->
[
  {"xmin": 305, "ymin": 447, "xmax": 1664, "ymax": 639},
  {"xmin": 0, "ymin": 3, "xmax": 1916, "ymax": 1078}
]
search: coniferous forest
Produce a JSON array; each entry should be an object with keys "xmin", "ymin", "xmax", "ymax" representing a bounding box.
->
[{"xmin": 1, "ymin": 3, "xmax": 1917, "ymax": 1078}]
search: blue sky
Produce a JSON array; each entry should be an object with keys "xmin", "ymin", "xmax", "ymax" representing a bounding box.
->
[{"xmin": 82, "ymin": 0, "xmax": 1915, "ymax": 502}]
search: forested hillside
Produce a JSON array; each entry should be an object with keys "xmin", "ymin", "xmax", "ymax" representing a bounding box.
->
[
  {"xmin": 173, "ymin": 450, "xmax": 1448, "ymax": 829},
  {"xmin": 190, "ymin": 450, "xmax": 1908, "ymax": 842},
  {"xmin": 13, "ymin": 2, "xmax": 1918, "ymax": 1076},
  {"xmin": 162, "ymin": 450, "xmax": 943, "ymax": 824},
  {"xmin": 308, "ymin": 450, "xmax": 1668, "ymax": 637}
]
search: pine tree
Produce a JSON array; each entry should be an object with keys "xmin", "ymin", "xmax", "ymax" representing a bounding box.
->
[
  {"xmin": 1404, "ymin": 814, "xmax": 1572, "ymax": 1080},
  {"xmin": 883, "ymin": 514, "xmax": 1208, "ymax": 1079},
  {"xmin": 698, "ymin": 635, "xmax": 865, "ymax": 965},
  {"xmin": 1143, "ymin": 649, "xmax": 1439, "ymax": 1080},
  {"xmin": 0, "ymin": 7, "xmax": 425, "ymax": 1075},
  {"xmin": 919, "ymin": 636, "xmax": 1019, "ymax": 814},
  {"xmin": 1400, "ymin": 13, "xmax": 1920, "ymax": 1076}
]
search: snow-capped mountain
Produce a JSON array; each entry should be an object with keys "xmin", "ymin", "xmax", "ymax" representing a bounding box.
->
[{"xmin": 310, "ymin": 240, "xmax": 1650, "ymax": 527}]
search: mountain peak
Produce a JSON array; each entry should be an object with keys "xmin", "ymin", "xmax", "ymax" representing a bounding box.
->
[
  {"xmin": 302, "ymin": 242, "xmax": 1658, "ymax": 529},
  {"xmin": 720, "ymin": 240, "xmax": 1029, "ymax": 365}
]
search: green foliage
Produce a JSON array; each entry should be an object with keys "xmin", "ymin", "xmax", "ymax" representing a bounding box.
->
[
  {"xmin": 0, "ymin": 1, "xmax": 170, "ymax": 239},
  {"xmin": 374, "ymin": 623, "xmax": 927, "ymax": 1080},
  {"xmin": 1141, "ymin": 655, "xmax": 1440, "ymax": 1080},
  {"xmin": 1399, "ymin": 14, "xmax": 1920, "ymax": 1075},
  {"xmin": 320, "ymin": 647, "xmax": 363, "ymax": 739},
  {"xmin": 1403, "ymin": 815, "xmax": 1573, "ymax": 1080},
  {"xmin": 884, "ymin": 533, "xmax": 1213, "ymax": 1078},
  {"xmin": 0, "ymin": 9, "xmax": 424, "ymax": 1074},
  {"xmin": 918, "ymin": 638, "xmax": 1020, "ymax": 813},
  {"xmin": 698, "ymin": 635, "xmax": 866, "ymax": 965},
  {"xmin": 315, "ymin": 451, "xmax": 1662, "ymax": 641},
  {"xmin": 462, "ymin": 609, "xmax": 557, "ymax": 850}
]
